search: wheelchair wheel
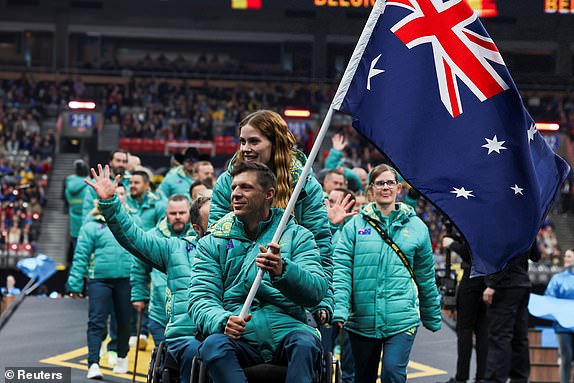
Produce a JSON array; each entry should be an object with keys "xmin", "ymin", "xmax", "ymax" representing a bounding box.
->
[
  {"xmin": 322, "ymin": 352, "xmax": 333, "ymax": 383},
  {"xmin": 147, "ymin": 346, "xmax": 158, "ymax": 383},
  {"xmin": 333, "ymin": 357, "xmax": 342, "ymax": 383}
]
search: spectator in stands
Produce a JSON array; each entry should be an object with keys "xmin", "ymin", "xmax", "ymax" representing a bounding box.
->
[
  {"xmin": 64, "ymin": 159, "xmax": 89, "ymax": 265},
  {"xmin": 82, "ymin": 150, "xmax": 129, "ymax": 221},
  {"xmin": 190, "ymin": 161, "xmax": 327, "ymax": 383},
  {"xmin": 544, "ymin": 248, "xmax": 574, "ymax": 383},
  {"xmin": 1, "ymin": 275, "xmax": 21, "ymax": 295},
  {"xmin": 85, "ymin": 165, "xmax": 207, "ymax": 383},
  {"xmin": 158, "ymin": 147, "xmax": 198, "ymax": 198},
  {"xmin": 482, "ymin": 244, "xmax": 541, "ymax": 383},
  {"xmin": 66, "ymin": 182, "xmax": 134, "ymax": 378},
  {"xmin": 332, "ymin": 164, "xmax": 441, "ymax": 383},
  {"xmin": 209, "ymin": 109, "xmax": 333, "ymax": 326}
]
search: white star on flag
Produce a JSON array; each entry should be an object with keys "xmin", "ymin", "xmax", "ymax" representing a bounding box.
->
[
  {"xmin": 482, "ymin": 135, "xmax": 507, "ymax": 155},
  {"xmin": 450, "ymin": 187, "xmax": 475, "ymax": 199},
  {"xmin": 527, "ymin": 123, "xmax": 537, "ymax": 142},
  {"xmin": 511, "ymin": 184, "xmax": 524, "ymax": 195},
  {"xmin": 367, "ymin": 54, "xmax": 385, "ymax": 91}
]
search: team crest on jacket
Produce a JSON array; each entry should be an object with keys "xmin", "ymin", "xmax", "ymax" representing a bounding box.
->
[{"xmin": 358, "ymin": 228, "xmax": 372, "ymax": 235}]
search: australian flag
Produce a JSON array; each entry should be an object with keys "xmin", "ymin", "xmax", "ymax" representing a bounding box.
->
[{"xmin": 332, "ymin": 0, "xmax": 571, "ymax": 275}]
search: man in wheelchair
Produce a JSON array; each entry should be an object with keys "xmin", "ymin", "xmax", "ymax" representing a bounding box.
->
[{"xmin": 189, "ymin": 161, "xmax": 330, "ymax": 383}]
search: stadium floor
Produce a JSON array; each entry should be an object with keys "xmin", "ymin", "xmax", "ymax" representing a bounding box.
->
[{"xmin": 0, "ymin": 297, "xmax": 458, "ymax": 383}]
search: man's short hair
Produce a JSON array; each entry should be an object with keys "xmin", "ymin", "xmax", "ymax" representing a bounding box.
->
[
  {"xmin": 193, "ymin": 161, "xmax": 213, "ymax": 173},
  {"xmin": 189, "ymin": 179, "xmax": 212, "ymax": 196},
  {"xmin": 325, "ymin": 169, "xmax": 345, "ymax": 179},
  {"xmin": 168, "ymin": 194, "xmax": 191, "ymax": 204},
  {"xmin": 109, "ymin": 150, "xmax": 128, "ymax": 162},
  {"xmin": 230, "ymin": 161, "xmax": 277, "ymax": 191},
  {"xmin": 130, "ymin": 170, "xmax": 150, "ymax": 184},
  {"xmin": 331, "ymin": 187, "xmax": 356, "ymax": 202},
  {"xmin": 190, "ymin": 196, "xmax": 210, "ymax": 225}
]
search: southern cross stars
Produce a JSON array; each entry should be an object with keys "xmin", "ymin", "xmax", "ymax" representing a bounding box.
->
[
  {"xmin": 511, "ymin": 184, "xmax": 524, "ymax": 195},
  {"xmin": 451, "ymin": 187, "xmax": 475, "ymax": 199},
  {"xmin": 482, "ymin": 135, "xmax": 507, "ymax": 155},
  {"xmin": 527, "ymin": 123, "xmax": 537, "ymax": 142},
  {"xmin": 367, "ymin": 54, "xmax": 385, "ymax": 91}
]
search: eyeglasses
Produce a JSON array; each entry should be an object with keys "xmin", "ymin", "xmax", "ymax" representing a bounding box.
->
[{"xmin": 372, "ymin": 180, "xmax": 398, "ymax": 189}]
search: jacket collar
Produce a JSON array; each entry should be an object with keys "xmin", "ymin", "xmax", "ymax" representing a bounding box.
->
[
  {"xmin": 360, "ymin": 202, "xmax": 414, "ymax": 227},
  {"xmin": 156, "ymin": 217, "xmax": 196, "ymax": 242},
  {"xmin": 208, "ymin": 208, "xmax": 287, "ymax": 241}
]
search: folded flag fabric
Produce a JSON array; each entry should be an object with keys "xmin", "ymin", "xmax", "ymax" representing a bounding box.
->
[
  {"xmin": 17, "ymin": 254, "xmax": 57, "ymax": 286},
  {"xmin": 529, "ymin": 294, "xmax": 574, "ymax": 330}
]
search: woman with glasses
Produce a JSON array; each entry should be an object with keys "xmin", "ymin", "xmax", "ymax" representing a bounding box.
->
[{"xmin": 332, "ymin": 164, "xmax": 441, "ymax": 383}]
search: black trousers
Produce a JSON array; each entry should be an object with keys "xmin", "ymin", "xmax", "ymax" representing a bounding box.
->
[
  {"xmin": 455, "ymin": 277, "xmax": 489, "ymax": 381},
  {"xmin": 484, "ymin": 287, "xmax": 530, "ymax": 383}
]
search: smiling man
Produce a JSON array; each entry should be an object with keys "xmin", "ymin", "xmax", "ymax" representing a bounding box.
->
[{"xmin": 189, "ymin": 161, "xmax": 328, "ymax": 383}]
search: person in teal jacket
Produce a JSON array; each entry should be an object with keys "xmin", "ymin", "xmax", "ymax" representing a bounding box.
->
[
  {"xmin": 64, "ymin": 159, "xmax": 89, "ymax": 265},
  {"xmin": 85, "ymin": 166, "xmax": 207, "ymax": 383},
  {"xmin": 158, "ymin": 148, "xmax": 198, "ymax": 198},
  {"xmin": 209, "ymin": 109, "xmax": 333, "ymax": 324},
  {"xmin": 324, "ymin": 133, "xmax": 363, "ymax": 193},
  {"xmin": 81, "ymin": 150, "xmax": 129, "ymax": 222},
  {"xmin": 130, "ymin": 195, "xmax": 208, "ymax": 346},
  {"xmin": 190, "ymin": 161, "xmax": 328, "ymax": 383},
  {"xmin": 127, "ymin": 170, "xmax": 167, "ymax": 231},
  {"xmin": 66, "ymin": 183, "xmax": 135, "ymax": 379},
  {"xmin": 544, "ymin": 248, "xmax": 574, "ymax": 383},
  {"xmin": 332, "ymin": 164, "xmax": 441, "ymax": 383}
]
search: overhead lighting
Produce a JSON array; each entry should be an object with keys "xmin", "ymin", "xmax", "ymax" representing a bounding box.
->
[
  {"xmin": 284, "ymin": 108, "xmax": 311, "ymax": 118},
  {"xmin": 536, "ymin": 122, "xmax": 560, "ymax": 132},
  {"xmin": 68, "ymin": 101, "xmax": 96, "ymax": 110}
]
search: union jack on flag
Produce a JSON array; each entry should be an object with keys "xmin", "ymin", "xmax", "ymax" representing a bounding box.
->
[
  {"xmin": 389, "ymin": 0, "xmax": 508, "ymax": 117},
  {"xmin": 331, "ymin": 0, "xmax": 570, "ymax": 275}
]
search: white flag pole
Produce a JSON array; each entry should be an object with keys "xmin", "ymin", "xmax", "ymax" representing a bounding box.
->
[
  {"xmin": 239, "ymin": 107, "xmax": 334, "ymax": 319},
  {"xmin": 239, "ymin": 0, "xmax": 385, "ymax": 319}
]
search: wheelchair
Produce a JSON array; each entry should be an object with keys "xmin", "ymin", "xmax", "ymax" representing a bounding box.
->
[
  {"xmin": 189, "ymin": 351, "xmax": 341, "ymax": 383},
  {"xmin": 147, "ymin": 341, "xmax": 180, "ymax": 383},
  {"xmin": 148, "ymin": 341, "xmax": 342, "ymax": 383}
]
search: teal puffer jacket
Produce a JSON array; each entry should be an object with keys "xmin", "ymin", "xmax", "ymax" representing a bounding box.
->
[
  {"xmin": 65, "ymin": 175, "xmax": 88, "ymax": 238},
  {"xmin": 98, "ymin": 195, "xmax": 198, "ymax": 342},
  {"xmin": 189, "ymin": 209, "xmax": 328, "ymax": 363},
  {"xmin": 126, "ymin": 190, "xmax": 167, "ymax": 231},
  {"xmin": 209, "ymin": 149, "xmax": 334, "ymax": 319},
  {"xmin": 158, "ymin": 166, "xmax": 194, "ymax": 199},
  {"xmin": 131, "ymin": 219, "xmax": 198, "ymax": 327},
  {"xmin": 66, "ymin": 214, "xmax": 134, "ymax": 293},
  {"xmin": 332, "ymin": 202, "xmax": 441, "ymax": 338},
  {"xmin": 81, "ymin": 176, "xmax": 130, "ymax": 222}
]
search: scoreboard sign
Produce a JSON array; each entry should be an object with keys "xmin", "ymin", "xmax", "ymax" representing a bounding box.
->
[
  {"xmin": 313, "ymin": 0, "xmax": 498, "ymax": 17},
  {"xmin": 60, "ymin": 111, "xmax": 102, "ymax": 138},
  {"xmin": 544, "ymin": 0, "xmax": 574, "ymax": 13}
]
